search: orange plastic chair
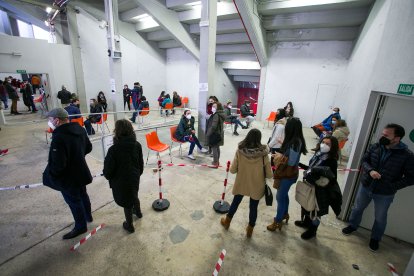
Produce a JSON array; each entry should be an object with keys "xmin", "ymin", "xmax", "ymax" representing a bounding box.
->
[
  {"xmin": 338, "ymin": 138, "xmax": 348, "ymax": 165},
  {"xmin": 145, "ymin": 131, "xmax": 171, "ymax": 164},
  {"xmin": 96, "ymin": 113, "xmax": 110, "ymax": 133},
  {"xmin": 71, "ymin": 117, "xmax": 84, "ymax": 126},
  {"xmin": 182, "ymin": 97, "xmax": 189, "ymax": 108},
  {"xmin": 170, "ymin": 126, "xmax": 186, "ymax": 156},
  {"xmin": 264, "ymin": 111, "xmax": 277, "ymax": 128},
  {"xmin": 138, "ymin": 107, "xmax": 150, "ymax": 126}
]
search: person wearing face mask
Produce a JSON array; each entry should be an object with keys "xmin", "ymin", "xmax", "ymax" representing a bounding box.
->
[
  {"xmin": 42, "ymin": 108, "xmax": 93, "ymax": 239},
  {"xmin": 342, "ymin": 124, "xmax": 414, "ymax": 251},
  {"xmin": 84, "ymin": 99, "xmax": 103, "ymax": 135},
  {"xmin": 295, "ymin": 136, "xmax": 342, "ymax": 240},
  {"xmin": 175, "ymin": 109, "xmax": 208, "ymax": 160},
  {"xmin": 240, "ymin": 100, "xmax": 255, "ymax": 128},
  {"xmin": 224, "ymin": 100, "xmax": 247, "ymax": 136},
  {"xmin": 206, "ymin": 102, "xmax": 226, "ymax": 167},
  {"xmin": 312, "ymin": 107, "xmax": 341, "ymax": 138}
]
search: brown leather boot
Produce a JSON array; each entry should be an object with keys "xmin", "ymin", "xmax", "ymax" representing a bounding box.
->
[
  {"xmin": 283, "ymin": 213, "xmax": 290, "ymax": 224},
  {"xmin": 246, "ymin": 224, "xmax": 254, "ymax": 238},
  {"xmin": 267, "ymin": 221, "xmax": 283, "ymax": 232},
  {"xmin": 220, "ymin": 215, "xmax": 232, "ymax": 230}
]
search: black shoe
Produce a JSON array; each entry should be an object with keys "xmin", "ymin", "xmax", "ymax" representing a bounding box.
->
[
  {"xmin": 369, "ymin": 239, "xmax": 379, "ymax": 252},
  {"xmin": 233, "ymin": 131, "xmax": 239, "ymax": 136},
  {"xmin": 123, "ymin": 221, "xmax": 135, "ymax": 233},
  {"xmin": 342, "ymin": 225, "xmax": 357, "ymax": 236},
  {"xmin": 135, "ymin": 212, "xmax": 143, "ymax": 219},
  {"xmin": 301, "ymin": 227, "xmax": 317, "ymax": 240},
  {"xmin": 62, "ymin": 228, "xmax": 87, "ymax": 239},
  {"xmin": 86, "ymin": 216, "xmax": 93, "ymax": 223},
  {"xmin": 242, "ymin": 126, "xmax": 248, "ymax": 129},
  {"xmin": 294, "ymin": 220, "xmax": 311, "ymax": 229}
]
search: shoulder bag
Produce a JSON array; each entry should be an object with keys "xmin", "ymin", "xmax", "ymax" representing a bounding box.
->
[
  {"xmin": 263, "ymin": 157, "xmax": 273, "ymax": 206},
  {"xmin": 273, "ymin": 151, "xmax": 298, "ymax": 179},
  {"xmin": 295, "ymin": 180, "xmax": 319, "ymax": 219}
]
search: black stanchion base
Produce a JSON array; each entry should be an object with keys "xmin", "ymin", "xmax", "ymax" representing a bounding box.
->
[
  {"xmin": 213, "ymin": 200, "xmax": 230, "ymax": 214},
  {"xmin": 152, "ymin": 199, "xmax": 170, "ymax": 212}
]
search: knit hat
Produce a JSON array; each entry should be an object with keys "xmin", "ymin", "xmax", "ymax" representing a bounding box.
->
[
  {"xmin": 226, "ymin": 100, "xmax": 232, "ymax": 104},
  {"xmin": 47, "ymin": 108, "xmax": 68, "ymax": 119}
]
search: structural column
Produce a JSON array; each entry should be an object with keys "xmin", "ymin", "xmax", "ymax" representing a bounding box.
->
[
  {"xmin": 105, "ymin": 0, "xmax": 124, "ymax": 121},
  {"xmin": 198, "ymin": 0, "xmax": 217, "ymax": 143}
]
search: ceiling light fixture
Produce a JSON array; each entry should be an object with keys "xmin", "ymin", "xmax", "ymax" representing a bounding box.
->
[{"xmin": 46, "ymin": 7, "xmax": 52, "ymax": 13}]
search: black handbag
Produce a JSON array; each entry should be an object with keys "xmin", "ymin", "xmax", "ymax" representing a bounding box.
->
[{"xmin": 263, "ymin": 157, "xmax": 273, "ymax": 206}]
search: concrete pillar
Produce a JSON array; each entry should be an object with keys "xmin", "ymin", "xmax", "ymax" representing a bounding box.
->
[
  {"xmin": 197, "ymin": 0, "xmax": 217, "ymax": 143},
  {"xmin": 105, "ymin": 0, "xmax": 124, "ymax": 122},
  {"xmin": 256, "ymin": 66, "xmax": 267, "ymax": 120},
  {"xmin": 67, "ymin": 8, "xmax": 88, "ymax": 113}
]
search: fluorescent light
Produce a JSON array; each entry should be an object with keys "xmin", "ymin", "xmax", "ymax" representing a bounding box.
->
[
  {"xmin": 46, "ymin": 7, "xmax": 52, "ymax": 13},
  {"xmin": 44, "ymin": 20, "xmax": 49, "ymax": 27},
  {"xmin": 186, "ymin": 1, "xmax": 201, "ymax": 6}
]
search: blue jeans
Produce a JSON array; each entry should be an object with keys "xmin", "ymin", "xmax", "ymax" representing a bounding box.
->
[
  {"xmin": 275, "ymin": 178, "xmax": 297, "ymax": 222},
  {"xmin": 180, "ymin": 135, "xmax": 202, "ymax": 155},
  {"xmin": 61, "ymin": 186, "xmax": 92, "ymax": 230},
  {"xmin": 349, "ymin": 185, "xmax": 394, "ymax": 241},
  {"xmin": 227, "ymin": 194, "xmax": 260, "ymax": 226},
  {"xmin": 1, "ymin": 95, "xmax": 8, "ymax": 108}
]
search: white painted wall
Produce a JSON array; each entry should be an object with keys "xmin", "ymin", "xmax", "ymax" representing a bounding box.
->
[
  {"xmin": 165, "ymin": 48, "xmax": 237, "ymax": 110},
  {"xmin": 261, "ymin": 41, "xmax": 352, "ymax": 127},
  {"xmin": 0, "ymin": 35, "xmax": 76, "ymax": 109}
]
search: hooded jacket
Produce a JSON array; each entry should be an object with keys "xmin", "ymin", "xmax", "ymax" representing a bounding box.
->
[
  {"xmin": 321, "ymin": 112, "xmax": 341, "ymax": 131},
  {"xmin": 268, "ymin": 118, "xmax": 287, "ymax": 149},
  {"xmin": 175, "ymin": 115, "xmax": 196, "ymax": 141},
  {"xmin": 43, "ymin": 122, "xmax": 92, "ymax": 191},
  {"xmin": 361, "ymin": 142, "xmax": 414, "ymax": 195},
  {"xmin": 103, "ymin": 136, "xmax": 144, "ymax": 208},
  {"xmin": 206, "ymin": 110, "xmax": 226, "ymax": 146},
  {"xmin": 230, "ymin": 146, "xmax": 273, "ymax": 200}
]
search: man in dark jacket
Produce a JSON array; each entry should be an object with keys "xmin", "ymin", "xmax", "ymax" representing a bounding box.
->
[
  {"xmin": 240, "ymin": 100, "xmax": 255, "ymax": 128},
  {"xmin": 342, "ymin": 123, "xmax": 414, "ymax": 251},
  {"xmin": 64, "ymin": 98, "xmax": 81, "ymax": 120},
  {"xmin": 57, "ymin": 85, "xmax": 72, "ymax": 105},
  {"xmin": 123, "ymin": 84, "xmax": 131, "ymax": 111},
  {"xmin": 43, "ymin": 108, "xmax": 93, "ymax": 239},
  {"xmin": 224, "ymin": 100, "xmax": 247, "ymax": 136},
  {"xmin": 4, "ymin": 78, "xmax": 20, "ymax": 115}
]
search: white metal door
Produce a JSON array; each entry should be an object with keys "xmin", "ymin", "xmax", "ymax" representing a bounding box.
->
[
  {"xmin": 310, "ymin": 84, "xmax": 338, "ymax": 126},
  {"xmin": 359, "ymin": 96, "xmax": 414, "ymax": 243}
]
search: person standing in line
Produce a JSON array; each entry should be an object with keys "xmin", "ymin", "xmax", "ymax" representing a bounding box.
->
[
  {"xmin": 267, "ymin": 117, "xmax": 307, "ymax": 232},
  {"xmin": 206, "ymin": 102, "xmax": 225, "ymax": 167},
  {"xmin": 31, "ymin": 74, "xmax": 41, "ymax": 94},
  {"xmin": 97, "ymin": 91, "xmax": 107, "ymax": 112},
  {"xmin": 268, "ymin": 109, "xmax": 287, "ymax": 154},
  {"xmin": 42, "ymin": 108, "xmax": 93, "ymax": 239},
  {"xmin": 57, "ymin": 85, "xmax": 72, "ymax": 106},
  {"xmin": 103, "ymin": 119, "xmax": 144, "ymax": 233},
  {"xmin": 284, "ymin": 101, "xmax": 294, "ymax": 117},
  {"xmin": 220, "ymin": 129, "xmax": 273, "ymax": 237},
  {"xmin": 342, "ymin": 123, "xmax": 414, "ymax": 251},
  {"xmin": 4, "ymin": 78, "xmax": 20, "ymax": 115},
  {"xmin": 123, "ymin": 84, "xmax": 131, "ymax": 111},
  {"xmin": 23, "ymin": 81, "xmax": 37, "ymax": 113},
  {"xmin": 0, "ymin": 80, "xmax": 9, "ymax": 110}
]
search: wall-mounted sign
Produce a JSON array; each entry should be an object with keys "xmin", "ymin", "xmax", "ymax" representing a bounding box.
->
[
  {"xmin": 397, "ymin": 84, "xmax": 414, "ymax": 96},
  {"xmin": 409, "ymin": 129, "xmax": 414, "ymax": 144},
  {"xmin": 16, "ymin": 70, "xmax": 26, "ymax": 73}
]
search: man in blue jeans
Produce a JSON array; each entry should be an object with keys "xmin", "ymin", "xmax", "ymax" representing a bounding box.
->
[{"xmin": 342, "ymin": 123, "xmax": 414, "ymax": 251}]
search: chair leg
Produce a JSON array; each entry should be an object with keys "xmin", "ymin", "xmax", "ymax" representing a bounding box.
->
[
  {"xmin": 179, "ymin": 144, "xmax": 182, "ymax": 157},
  {"xmin": 105, "ymin": 122, "xmax": 110, "ymax": 133},
  {"xmin": 146, "ymin": 150, "xmax": 150, "ymax": 165},
  {"xmin": 169, "ymin": 149, "xmax": 172, "ymax": 163}
]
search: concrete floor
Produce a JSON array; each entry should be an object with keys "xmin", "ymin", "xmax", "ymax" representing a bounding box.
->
[{"xmin": 0, "ymin": 105, "xmax": 413, "ymax": 275}]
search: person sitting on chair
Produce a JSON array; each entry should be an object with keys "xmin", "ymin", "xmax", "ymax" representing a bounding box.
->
[
  {"xmin": 312, "ymin": 107, "xmax": 341, "ymax": 138},
  {"xmin": 84, "ymin": 99, "xmax": 102, "ymax": 135},
  {"xmin": 224, "ymin": 100, "xmax": 246, "ymax": 136},
  {"xmin": 240, "ymin": 100, "xmax": 255, "ymax": 128}
]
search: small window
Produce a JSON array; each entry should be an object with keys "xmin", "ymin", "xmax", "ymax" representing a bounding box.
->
[
  {"xmin": 33, "ymin": 25, "xmax": 55, "ymax": 43},
  {"xmin": 17, "ymin": 19, "xmax": 34, "ymax": 38}
]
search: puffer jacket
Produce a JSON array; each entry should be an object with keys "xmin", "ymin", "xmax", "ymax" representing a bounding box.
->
[
  {"xmin": 206, "ymin": 110, "xmax": 226, "ymax": 146},
  {"xmin": 361, "ymin": 142, "xmax": 414, "ymax": 195},
  {"xmin": 333, "ymin": 126, "xmax": 350, "ymax": 142},
  {"xmin": 231, "ymin": 145, "xmax": 273, "ymax": 200}
]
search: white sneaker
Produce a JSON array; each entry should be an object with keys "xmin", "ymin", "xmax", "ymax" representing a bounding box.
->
[
  {"xmin": 199, "ymin": 148, "xmax": 209, "ymax": 153},
  {"xmin": 187, "ymin": 154, "xmax": 196, "ymax": 160}
]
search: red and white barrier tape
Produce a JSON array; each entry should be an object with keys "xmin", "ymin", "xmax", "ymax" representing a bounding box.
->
[
  {"xmin": 387, "ymin": 263, "xmax": 399, "ymax": 276},
  {"xmin": 70, "ymin": 223, "xmax": 105, "ymax": 251},
  {"xmin": 212, "ymin": 249, "xmax": 226, "ymax": 276},
  {"xmin": 220, "ymin": 161, "xmax": 231, "ymax": 204},
  {"xmin": 163, "ymin": 163, "xmax": 223, "ymax": 169},
  {"xmin": 0, "ymin": 172, "xmax": 103, "ymax": 191},
  {"xmin": 271, "ymin": 166, "xmax": 360, "ymax": 172}
]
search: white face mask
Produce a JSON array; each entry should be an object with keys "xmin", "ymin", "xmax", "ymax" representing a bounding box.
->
[
  {"xmin": 320, "ymin": 143, "xmax": 330, "ymax": 153},
  {"xmin": 228, "ymin": 105, "xmax": 232, "ymax": 108},
  {"xmin": 48, "ymin": 120, "xmax": 56, "ymax": 130},
  {"xmin": 185, "ymin": 114, "xmax": 191, "ymax": 120},
  {"xmin": 211, "ymin": 107, "xmax": 216, "ymax": 113}
]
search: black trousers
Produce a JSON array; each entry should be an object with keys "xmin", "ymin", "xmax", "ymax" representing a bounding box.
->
[
  {"xmin": 123, "ymin": 190, "xmax": 141, "ymax": 224},
  {"xmin": 124, "ymin": 99, "xmax": 130, "ymax": 110}
]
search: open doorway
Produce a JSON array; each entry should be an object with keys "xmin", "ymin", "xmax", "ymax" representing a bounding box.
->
[{"xmin": 341, "ymin": 91, "xmax": 414, "ymax": 243}]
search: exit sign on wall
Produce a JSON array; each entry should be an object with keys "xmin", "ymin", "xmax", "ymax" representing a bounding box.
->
[{"xmin": 397, "ymin": 84, "xmax": 414, "ymax": 95}]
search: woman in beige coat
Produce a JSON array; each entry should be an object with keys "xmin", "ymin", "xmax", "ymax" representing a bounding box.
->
[{"xmin": 220, "ymin": 129, "xmax": 273, "ymax": 237}]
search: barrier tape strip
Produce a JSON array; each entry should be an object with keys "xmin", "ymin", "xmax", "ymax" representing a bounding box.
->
[
  {"xmin": 212, "ymin": 249, "xmax": 226, "ymax": 276},
  {"xmin": 271, "ymin": 166, "xmax": 360, "ymax": 172},
  {"xmin": 220, "ymin": 161, "xmax": 231, "ymax": 204},
  {"xmin": 0, "ymin": 172, "xmax": 103, "ymax": 191},
  {"xmin": 163, "ymin": 163, "xmax": 223, "ymax": 169},
  {"xmin": 70, "ymin": 223, "xmax": 105, "ymax": 251},
  {"xmin": 387, "ymin": 263, "xmax": 399, "ymax": 276}
]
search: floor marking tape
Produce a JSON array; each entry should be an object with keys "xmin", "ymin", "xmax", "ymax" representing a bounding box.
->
[
  {"xmin": 212, "ymin": 249, "xmax": 226, "ymax": 276},
  {"xmin": 70, "ymin": 224, "xmax": 105, "ymax": 251}
]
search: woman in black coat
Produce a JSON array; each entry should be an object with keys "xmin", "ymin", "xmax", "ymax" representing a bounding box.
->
[
  {"xmin": 103, "ymin": 119, "xmax": 144, "ymax": 233},
  {"xmin": 296, "ymin": 136, "xmax": 342, "ymax": 240}
]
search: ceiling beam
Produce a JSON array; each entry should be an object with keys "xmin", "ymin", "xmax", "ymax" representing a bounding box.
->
[
  {"xmin": 216, "ymin": 54, "xmax": 257, "ymax": 62},
  {"xmin": 166, "ymin": 0, "xmax": 200, "ymax": 10},
  {"xmin": 216, "ymin": 44, "xmax": 254, "ymax": 54},
  {"xmin": 267, "ymin": 27, "xmax": 360, "ymax": 42},
  {"xmin": 133, "ymin": 0, "xmax": 199, "ymax": 59},
  {"xmin": 0, "ymin": 0, "xmax": 48, "ymax": 31},
  {"xmin": 147, "ymin": 29, "xmax": 173, "ymax": 41},
  {"xmin": 263, "ymin": 8, "xmax": 369, "ymax": 30},
  {"xmin": 216, "ymin": 32, "xmax": 249, "ymax": 44},
  {"xmin": 234, "ymin": 0, "xmax": 266, "ymax": 66},
  {"xmin": 119, "ymin": 7, "xmax": 146, "ymax": 22},
  {"xmin": 221, "ymin": 61, "xmax": 260, "ymax": 70},
  {"xmin": 234, "ymin": 75, "xmax": 260, "ymax": 82},
  {"xmin": 178, "ymin": 1, "xmax": 237, "ymax": 23},
  {"xmin": 158, "ymin": 39, "xmax": 181, "ymax": 48},
  {"xmin": 190, "ymin": 18, "xmax": 243, "ymax": 34},
  {"xmin": 258, "ymin": 0, "xmax": 374, "ymax": 15},
  {"xmin": 227, "ymin": 69, "xmax": 260, "ymax": 76}
]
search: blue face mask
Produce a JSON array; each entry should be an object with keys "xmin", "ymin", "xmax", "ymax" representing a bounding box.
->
[{"xmin": 332, "ymin": 121, "xmax": 337, "ymax": 125}]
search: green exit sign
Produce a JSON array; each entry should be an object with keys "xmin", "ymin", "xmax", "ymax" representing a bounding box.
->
[
  {"xmin": 16, "ymin": 70, "xmax": 26, "ymax": 73},
  {"xmin": 397, "ymin": 84, "xmax": 414, "ymax": 95}
]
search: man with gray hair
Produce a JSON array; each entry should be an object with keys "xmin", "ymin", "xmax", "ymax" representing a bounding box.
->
[{"xmin": 43, "ymin": 108, "xmax": 94, "ymax": 239}]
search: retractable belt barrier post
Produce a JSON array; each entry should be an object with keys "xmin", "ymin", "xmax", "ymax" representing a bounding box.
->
[
  {"xmin": 213, "ymin": 161, "xmax": 231, "ymax": 214},
  {"xmin": 152, "ymin": 159, "xmax": 170, "ymax": 211}
]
